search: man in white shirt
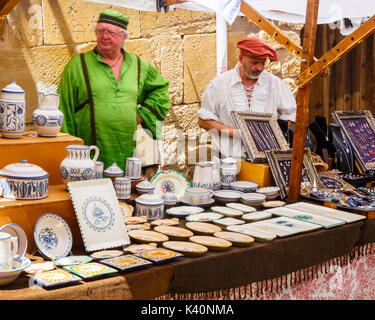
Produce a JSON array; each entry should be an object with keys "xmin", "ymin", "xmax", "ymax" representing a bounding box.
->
[{"xmin": 198, "ymin": 37, "xmax": 297, "ymax": 160}]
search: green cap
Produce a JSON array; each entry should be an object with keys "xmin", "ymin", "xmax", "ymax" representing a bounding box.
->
[{"xmin": 98, "ymin": 9, "xmax": 129, "ymax": 30}]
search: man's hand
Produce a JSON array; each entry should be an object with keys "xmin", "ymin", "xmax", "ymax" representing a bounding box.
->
[{"xmin": 137, "ymin": 113, "xmax": 143, "ymax": 124}]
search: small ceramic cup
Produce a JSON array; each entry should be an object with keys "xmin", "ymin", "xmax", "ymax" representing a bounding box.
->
[
  {"xmin": 0, "ymin": 232, "xmax": 17, "ymax": 271},
  {"xmin": 125, "ymin": 157, "xmax": 142, "ymax": 179},
  {"xmin": 94, "ymin": 161, "xmax": 104, "ymax": 179},
  {"xmin": 114, "ymin": 177, "xmax": 131, "ymax": 200},
  {"xmin": 185, "ymin": 187, "xmax": 213, "ymax": 205}
]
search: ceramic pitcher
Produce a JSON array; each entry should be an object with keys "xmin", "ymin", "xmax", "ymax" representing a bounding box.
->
[
  {"xmin": 60, "ymin": 144, "xmax": 99, "ymax": 186},
  {"xmin": 192, "ymin": 161, "xmax": 221, "ymax": 191},
  {"xmin": 0, "ymin": 232, "xmax": 17, "ymax": 271},
  {"xmin": 32, "ymin": 92, "xmax": 64, "ymax": 137},
  {"xmin": 0, "ymin": 80, "xmax": 26, "ymax": 139}
]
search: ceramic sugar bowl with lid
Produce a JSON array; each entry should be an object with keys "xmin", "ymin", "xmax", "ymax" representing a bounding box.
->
[
  {"xmin": 104, "ymin": 162, "xmax": 124, "ymax": 181},
  {"xmin": 0, "ymin": 160, "xmax": 49, "ymax": 200},
  {"xmin": 0, "ymin": 81, "xmax": 26, "ymax": 139},
  {"xmin": 134, "ymin": 194, "xmax": 164, "ymax": 221},
  {"xmin": 136, "ymin": 178, "xmax": 154, "ymax": 195},
  {"xmin": 220, "ymin": 155, "xmax": 238, "ymax": 188}
]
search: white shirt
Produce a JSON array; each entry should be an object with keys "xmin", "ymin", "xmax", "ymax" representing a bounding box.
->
[{"xmin": 197, "ymin": 64, "xmax": 297, "ymax": 158}]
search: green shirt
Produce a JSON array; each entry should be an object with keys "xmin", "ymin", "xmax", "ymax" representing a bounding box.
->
[{"xmin": 57, "ymin": 48, "xmax": 170, "ymax": 172}]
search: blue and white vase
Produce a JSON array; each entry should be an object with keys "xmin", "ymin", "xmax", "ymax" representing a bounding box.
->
[
  {"xmin": 0, "ymin": 159, "xmax": 49, "ymax": 200},
  {"xmin": 60, "ymin": 144, "xmax": 100, "ymax": 187},
  {"xmin": 220, "ymin": 155, "xmax": 238, "ymax": 189},
  {"xmin": 0, "ymin": 80, "xmax": 26, "ymax": 139},
  {"xmin": 125, "ymin": 157, "xmax": 142, "ymax": 180},
  {"xmin": 32, "ymin": 92, "xmax": 64, "ymax": 137}
]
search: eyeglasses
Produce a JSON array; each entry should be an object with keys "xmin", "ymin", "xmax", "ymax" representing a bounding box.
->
[{"xmin": 95, "ymin": 28, "xmax": 124, "ymax": 37}]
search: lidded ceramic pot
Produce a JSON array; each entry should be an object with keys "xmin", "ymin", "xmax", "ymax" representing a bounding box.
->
[
  {"xmin": 220, "ymin": 155, "xmax": 238, "ymax": 188},
  {"xmin": 162, "ymin": 192, "xmax": 178, "ymax": 206},
  {"xmin": 0, "ymin": 81, "xmax": 26, "ymax": 139},
  {"xmin": 134, "ymin": 194, "xmax": 164, "ymax": 221},
  {"xmin": 60, "ymin": 144, "xmax": 99, "ymax": 186},
  {"xmin": 136, "ymin": 178, "xmax": 154, "ymax": 195},
  {"xmin": 0, "ymin": 159, "xmax": 49, "ymax": 200},
  {"xmin": 32, "ymin": 92, "xmax": 64, "ymax": 137},
  {"xmin": 104, "ymin": 162, "xmax": 124, "ymax": 181}
]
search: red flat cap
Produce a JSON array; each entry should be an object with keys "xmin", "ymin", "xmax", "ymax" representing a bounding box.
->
[{"xmin": 237, "ymin": 37, "xmax": 280, "ymax": 62}]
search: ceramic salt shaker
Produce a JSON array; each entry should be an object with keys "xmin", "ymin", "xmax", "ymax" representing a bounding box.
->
[
  {"xmin": 32, "ymin": 92, "xmax": 64, "ymax": 137},
  {"xmin": 0, "ymin": 80, "xmax": 26, "ymax": 139}
]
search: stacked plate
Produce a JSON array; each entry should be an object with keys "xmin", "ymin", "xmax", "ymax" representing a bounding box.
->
[
  {"xmin": 229, "ymin": 181, "xmax": 258, "ymax": 193},
  {"xmin": 240, "ymin": 193, "xmax": 266, "ymax": 207},
  {"xmin": 256, "ymin": 186, "xmax": 280, "ymax": 200},
  {"xmin": 213, "ymin": 190, "xmax": 243, "ymax": 203}
]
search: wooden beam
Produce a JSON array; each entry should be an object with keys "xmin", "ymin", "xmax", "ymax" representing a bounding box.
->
[
  {"xmin": 165, "ymin": 0, "xmax": 188, "ymax": 5},
  {"xmin": 240, "ymin": 1, "xmax": 305, "ymax": 59},
  {"xmin": 288, "ymin": 0, "xmax": 320, "ymax": 202},
  {"xmin": 0, "ymin": 0, "xmax": 20, "ymax": 24},
  {"xmin": 295, "ymin": 15, "xmax": 375, "ymax": 88}
]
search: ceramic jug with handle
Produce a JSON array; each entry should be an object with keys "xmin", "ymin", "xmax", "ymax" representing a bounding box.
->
[
  {"xmin": 192, "ymin": 161, "xmax": 221, "ymax": 191},
  {"xmin": 32, "ymin": 92, "xmax": 64, "ymax": 137},
  {"xmin": 0, "ymin": 80, "xmax": 26, "ymax": 139},
  {"xmin": 60, "ymin": 144, "xmax": 99, "ymax": 186}
]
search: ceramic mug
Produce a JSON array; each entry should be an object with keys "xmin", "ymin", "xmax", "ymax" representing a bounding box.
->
[
  {"xmin": 0, "ymin": 232, "xmax": 17, "ymax": 271},
  {"xmin": 114, "ymin": 177, "xmax": 131, "ymax": 200},
  {"xmin": 125, "ymin": 157, "xmax": 142, "ymax": 180},
  {"xmin": 94, "ymin": 161, "xmax": 104, "ymax": 179},
  {"xmin": 185, "ymin": 187, "xmax": 213, "ymax": 205}
]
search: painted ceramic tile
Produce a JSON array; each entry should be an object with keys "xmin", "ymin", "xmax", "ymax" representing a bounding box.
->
[
  {"xmin": 32, "ymin": 269, "xmax": 82, "ymax": 287},
  {"xmin": 63, "ymin": 262, "xmax": 118, "ymax": 279},
  {"xmin": 100, "ymin": 254, "xmax": 152, "ymax": 271},
  {"xmin": 139, "ymin": 248, "xmax": 183, "ymax": 263}
]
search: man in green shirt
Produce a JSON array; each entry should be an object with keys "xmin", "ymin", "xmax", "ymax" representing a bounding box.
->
[{"xmin": 58, "ymin": 10, "xmax": 171, "ymax": 173}]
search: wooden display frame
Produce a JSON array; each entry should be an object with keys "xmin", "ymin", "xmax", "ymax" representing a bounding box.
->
[
  {"xmin": 265, "ymin": 148, "xmax": 321, "ymax": 199},
  {"xmin": 318, "ymin": 172, "xmax": 355, "ymax": 192},
  {"xmin": 231, "ymin": 111, "xmax": 289, "ymax": 163},
  {"xmin": 332, "ymin": 110, "xmax": 375, "ymax": 172}
]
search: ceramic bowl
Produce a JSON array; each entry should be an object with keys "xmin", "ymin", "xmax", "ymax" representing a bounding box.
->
[
  {"xmin": 135, "ymin": 194, "xmax": 164, "ymax": 221},
  {"xmin": 229, "ymin": 181, "xmax": 258, "ymax": 193},
  {"xmin": 162, "ymin": 192, "xmax": 178, "ymax": 206},
  {"xmin": 0, "ymin": 256, "xmax": 31, "ymax": 287},
  {"xmin": 213, "ymin": 190, "xmax": 243, "ymax": 203}
]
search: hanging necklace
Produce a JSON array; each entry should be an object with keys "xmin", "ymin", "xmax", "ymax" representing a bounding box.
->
[{"xmin": 104, "ymin": 53, "xmax": 123, "ymax": 68}]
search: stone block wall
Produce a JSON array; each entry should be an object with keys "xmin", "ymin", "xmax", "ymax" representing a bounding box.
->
[{"xmin": 0, "ymin": 1, "xmax": 301, "ymax": 179}]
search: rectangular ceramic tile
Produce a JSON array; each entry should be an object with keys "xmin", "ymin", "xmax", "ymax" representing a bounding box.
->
[
  {"xmin": 262, "ymin": 216, "xmax": 322, "ymax": 234},
  {"xmin": 264, "ymin": 207, "xmax": 346, "ymax": 228},
  {"xmin": 100, "ymin": 254, "xmax": 153, "ymax": 271},
  {"xmin": 285, "ymin": 202, "xmax": 366, "ymax": 223},
  {"xmin": 32, "ymin": 269, "xmax": 82, "ymax": 287},
  {"xmin": 63, "ymin": 262, "xmax": 118, "ymax": 279},
  {"xmin": 243, "ymin": 221, "xmax": 299, "ymax": 238}
]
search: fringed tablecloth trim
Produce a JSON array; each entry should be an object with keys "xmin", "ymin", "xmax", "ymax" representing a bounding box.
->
[{"xmin": 155, "ymin": 242, "xmax": 375, "ymax": 300}]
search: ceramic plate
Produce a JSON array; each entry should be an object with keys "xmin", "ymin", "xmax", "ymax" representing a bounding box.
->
[
  {"xmin": 262, "ymin": 200, "xmax": 285, "ymax": 208},
  {"xmin": 54, "ymin": 255, "xmax": 93, "ymax": 266},
  {"xmin": 213, "ymin": 217, "xmax": 245, "ymax": 228},
  {"xmin": 63, "ymin": 262, "xmax": 118, "ymax": 279},
  {"xmin": 213, "ymin": 231, "xmax": 255, "ymax": 246},
  {"xmin": 185, "ymin": 212, "xmax": 224, "ymax": 222},
  {"xmin": 285, "ymin": 202, "xmax": 366, "ymax": 223},
  {"xmin": 227, "ymin": 225, "xmax": 276, "ymax": 242},
  {"xmin": 153, "ymin": 225, "xmax": 194, "ymax": 239},
  {"xmin": 101, "ymin": 254, "xmax": 152, "ymax": 271},
  {"xmin": 150, "ymin": 170, "xmax": 189, "ymax": 201},
  {"xmin": 213, "ymin": 190, "xmax": 243, "ymax": 203},
  {"xmin": 123, "ymin": 243, "xmax": 158, "ymax": 255},
  {"xmin": 242, "ymin": 211, "xmax": 272, "ymax": 222},
  {"xmin": 189, "ymin": 235, "xmax": 232, "ymax": 250},
  {"xmin": 151, "ymin": 218, "xmax": 180, "ymax": 226},
  {"xmin": 128, "ymin": 230, "xmax": 169, "ymax": 243},
  {"xmin": 124, "ymin": 216, "xmax": 148, "ymax": 224},
  {"xmin": 265, "ymin": 207, "xmax": 346, "ymax": 228},
  {"xmin": 185, "ymin": 222, "xmax": 222, "ymax": 234},
  {"xmin": 256, "ymin": 186, "xmax": 280, "ymax": 195},
  {"xmin": 24, "ymin": 261, "xmax": 56, "ymax": 275},
  {"xmin": 162, "ymin": 241, "xmax": 208, "ymax": 256},
  {"xmin": 210, "ymin": 206, "xmax": 243, "ymax": 217},
  {"xmin": 0, "ymin": 223, "xmax": 28, "ymax": 257},
  {"xmin": 241, "ymin": 193, "xmax": 266, "ymax": 202},
  {"xmin": 126, "ymin": 224, "xmax": 150, "ymax": 231},
  {"xmin": 166, "ymin": 206, "xmax": 204, "ymax": 217},
  {"xmin": 90, "ymin": 250, "xmax": 124, "ymax": 260},
  {"xmin": 34, "ymin": 213, "xmax": 73, "ymax": 260},
  {"xmin": 32, "ymin": 269, "xmax": 82, "ymax": 287},
  {"xmin": 139, "ymin": 248, "xmax": 183, "ymax": 263},
  {"xmin": 225, "ymin": 203, "xmax": 257, "ymax": 213},
  {"xmin": 179, "ymin": 197, "xmax": 215, "ymax": 207},
  {"xmin": 229, "ymin": 181, "xmax": 258, "ymax": 192}
]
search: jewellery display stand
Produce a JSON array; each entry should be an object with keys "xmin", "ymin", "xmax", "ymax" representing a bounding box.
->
[
  {"xmin": 0, "ymin": 132, "xmax": 84, "ymax": 253},
  {"xmin": 333, "ymin": 110, "xmax": 375, "ymax": 173}
]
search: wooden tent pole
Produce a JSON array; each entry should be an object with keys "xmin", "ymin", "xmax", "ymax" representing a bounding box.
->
[
  {"xmin": 0, "ymin": 0, "xmax": 20, "ymax": 24},
  {"xmin": 288, "ymin": 0, "xmax": 320, "ymax": 202}
]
